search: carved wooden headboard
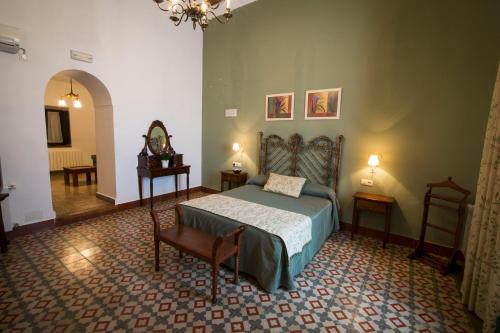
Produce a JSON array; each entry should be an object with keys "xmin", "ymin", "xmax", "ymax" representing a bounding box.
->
[{"xmin": 258, "ymin": 132, "xmax": 344, "ymax": 194}]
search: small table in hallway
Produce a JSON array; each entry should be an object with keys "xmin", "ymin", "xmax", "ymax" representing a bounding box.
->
[{"xmin": 63, "ymin": 166, "xmax": 97, "ymax": 187}]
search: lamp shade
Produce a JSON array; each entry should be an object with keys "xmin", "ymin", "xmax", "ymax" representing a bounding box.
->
[
  {"xmin": 232, "ymin": 142, "xmax": 240, "ymax": 152},
  {"xmin": 368, "ymin": 154, "xmax": 380, "ymax": 168}
]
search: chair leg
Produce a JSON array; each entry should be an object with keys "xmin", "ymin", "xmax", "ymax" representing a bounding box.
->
[
  {"xmin": 234, "ymin": 253, "xmax": 240, "ymax": 284},
  {"xmin": 154, "ymin": 238, "xmax": 160, "ymax": 272},
  {"xmin": 211, "ymin": 264, "xmax": 218, "ymax": 304}
]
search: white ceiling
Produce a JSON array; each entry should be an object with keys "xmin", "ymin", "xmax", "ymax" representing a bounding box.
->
[{"xmin": 211, "ymin": 0, "xmax": 258, "ymax": 17}]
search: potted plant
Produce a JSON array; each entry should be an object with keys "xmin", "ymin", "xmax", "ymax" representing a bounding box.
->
[{"xmin": 161, "ymin": 152, "xmax": 170, "ymax": 168}]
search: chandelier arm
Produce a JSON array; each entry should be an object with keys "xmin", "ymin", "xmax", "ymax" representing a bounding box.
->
[
  {"xmin": 171, "ymin": 3, "xmax": 184, "ymax": 14},
  {"xmin": 207, "ymin": 11, "xmax": 227, "ymax": 24},
  {"xmin": 156, "ymin": 2, "xmax": 170, "ymax": 12},
  {"xmin": 175, "ymin": 12, "xmax": 187, "ymax": 25}
]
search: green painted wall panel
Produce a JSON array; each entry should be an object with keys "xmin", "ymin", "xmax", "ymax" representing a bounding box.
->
[{"xmin": 202, "ymin": 0, "xmax": 500, "ymax": 243}]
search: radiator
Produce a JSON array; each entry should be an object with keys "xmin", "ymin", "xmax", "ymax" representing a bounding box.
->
[{"xmin": 48, "ymin": 148, "xmax": 88, "ymax": 171}]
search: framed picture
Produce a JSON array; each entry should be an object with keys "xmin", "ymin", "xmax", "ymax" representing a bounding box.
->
[
  {"xmin": 305, "ymin": 88, "xmax": 342, "ymax": 120},
  {"xmin": 265, "ymin": 93, "xmax": 294, "ymax": 121}
]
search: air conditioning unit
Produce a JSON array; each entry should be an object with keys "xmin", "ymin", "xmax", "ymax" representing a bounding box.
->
[{"xmin": 0, "ymin": 35, "xmax": 20, "ymax": 54}]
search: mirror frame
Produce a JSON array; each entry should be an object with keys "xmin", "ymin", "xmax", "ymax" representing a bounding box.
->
[{"xmin": 146, "ymin": 120, "xmax": 170, "ymax": 156}]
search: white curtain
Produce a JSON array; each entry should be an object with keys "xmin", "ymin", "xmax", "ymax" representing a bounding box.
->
[
  {"xmin": 461, "ymin": 64, "xmax": 500, "ymax": 333},
  {"xmin": 47, "ymin": 111, "xmax": 63, "ymax": 143}
]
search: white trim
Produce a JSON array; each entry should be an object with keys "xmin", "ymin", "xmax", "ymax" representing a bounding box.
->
[
  {"xmin": 304, "ymin": 87, "xmax": 342, "ymax": 120},
  {"xmin": 265, "ymin": 92, "xmax": 294, "ymax": 121}
]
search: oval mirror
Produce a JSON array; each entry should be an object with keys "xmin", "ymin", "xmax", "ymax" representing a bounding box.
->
[{"xmin": 147, "ymin": 120, "xmax": 170, "ymax": 155}]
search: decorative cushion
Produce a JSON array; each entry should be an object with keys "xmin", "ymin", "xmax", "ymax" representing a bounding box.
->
[{"xmin": 263, "ymin": 173, "xmax": 307, "ymax": 198}]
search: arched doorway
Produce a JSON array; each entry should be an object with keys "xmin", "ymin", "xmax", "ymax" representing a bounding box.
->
[{"xmin": 43, "ymin": 70, "xmax": 116, "ymax": 220}]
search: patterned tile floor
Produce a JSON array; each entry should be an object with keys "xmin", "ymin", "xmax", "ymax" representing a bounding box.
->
[{"xmin": 0, "ymin": 193, "xmax": 476, "ymax": 332}]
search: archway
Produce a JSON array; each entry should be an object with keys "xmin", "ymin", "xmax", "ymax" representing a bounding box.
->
[{"xmin": 43, "ymin": 70, "xmax": 116, "ymax": 219}]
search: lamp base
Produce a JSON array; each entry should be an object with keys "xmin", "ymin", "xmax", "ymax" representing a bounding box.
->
[{"xmin": 232, "ymin": 161, "xmax": 242, "ymax": 174}]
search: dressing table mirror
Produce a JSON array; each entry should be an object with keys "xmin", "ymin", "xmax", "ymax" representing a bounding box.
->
[{"xmin": 147, "ymin": 121, "xmax": 170, "ymax": 156}]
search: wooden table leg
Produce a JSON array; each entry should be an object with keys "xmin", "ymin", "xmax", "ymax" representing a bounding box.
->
[
  {"xmin": 138, "ymin": 176, "xmax": 143, "ymax": 207},
  {"xmin": 72, "ymin": 173, "xmax": 79, "ymax": 187},
  {"xmin": 211, "ymin": 263, "xmax": 218, "ymax": 304},
  {"xmin": 94, "ymin": 170, "xmax": 98, "ymax": 184},
  {"xmin": 175, "ymin": 175, "xmax": 178, "ymax": 198},
  {"xmin": 0, "ymin": 207, "xmax": 8, "ymax": 253},
  {"xmin": 383, "ymin": 204, "xmax": 392, "ymax": 249},
  {"xmin": 351, "ymin": 199, "xmax": 358, "ymax": 240},
  {"xmin": 86, "ymin": 172, "xmax": 91, "ymax": 185},
  {"xmin": 64, "ymin": 172, "xmax": 69, "ymax": 185},
  {"xmin": 150, "ymin": 178, "xmax": 154, "ymax": 211},
  {"xmin": 221, "ymin": 178, "xmax": 224, "ymax": 192},
  {"xmin": 186, "ymin": 173, "xmax": 190, "ymax": 200}
]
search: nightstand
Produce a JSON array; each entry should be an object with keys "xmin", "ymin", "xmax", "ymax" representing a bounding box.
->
[
  {"xmin": 220, "ymin": 170, "xmax": 248, "ymax": 192},
  {"xmin": 351, "ymin": 192, "xmax": 395, "ymax": 248}
]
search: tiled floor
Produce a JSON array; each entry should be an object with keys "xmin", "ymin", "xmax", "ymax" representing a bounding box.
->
[
  {"xmin": 50, "ymin": 173, "xmax": 113, "ymax": 217},
  {"xmin": 0, "ymin": 193, "xmax": 477, "ymax": 332}
]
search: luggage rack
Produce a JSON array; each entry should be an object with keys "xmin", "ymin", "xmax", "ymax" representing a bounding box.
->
[{"xmin": 408, "ymin": 177, "xmax": 470, "ymax": 274}]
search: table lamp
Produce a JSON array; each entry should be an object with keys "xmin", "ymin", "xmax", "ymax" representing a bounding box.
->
[
  {"xmin": 368, "ymin": 154, "xmax": 380, "ymax": 179},
  {"xmin": 232, "ymin": 142, "xmax": 242, "ymax": 173}
]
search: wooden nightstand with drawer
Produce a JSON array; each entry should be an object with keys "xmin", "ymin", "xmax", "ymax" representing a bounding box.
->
[
  {"xmin": 220, "ymin": 170, "xmax": 248, "ymax": 192},
  {"xmin": 351, "ymin": 192, "xmax": 395, "ymax": 248}
]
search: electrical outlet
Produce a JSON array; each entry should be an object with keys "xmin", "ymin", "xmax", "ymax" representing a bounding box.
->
[{"xmin": 361, "ymin": 178, "xmax": 374, "ymax": 186}]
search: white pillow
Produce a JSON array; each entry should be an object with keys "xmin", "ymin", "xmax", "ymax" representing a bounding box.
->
[{"xmin": 263, "ymin": 173, "xmax": 307, "ymax": 198}]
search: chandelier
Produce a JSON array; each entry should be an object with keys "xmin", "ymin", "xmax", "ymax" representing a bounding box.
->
[
  {"xmin": 153, "ymin": 0, "xmax": 232, "ymax": 31},
  {"xmin": 58, "ymin": 79, "xmax": 82, "ymax": 109}
]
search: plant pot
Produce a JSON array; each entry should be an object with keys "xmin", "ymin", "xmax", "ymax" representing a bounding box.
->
[{"xmin": 161, "ymin": 160, "xmax": 169, "ymax": 168}]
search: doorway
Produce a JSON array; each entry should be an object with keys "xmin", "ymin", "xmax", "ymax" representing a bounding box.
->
[{"xmin": 44, "ymin": 70, "xmax": 116, "ymax": 221}]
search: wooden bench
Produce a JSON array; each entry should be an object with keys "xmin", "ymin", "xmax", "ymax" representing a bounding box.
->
[
  {"xmin": 150, "ymin": 205, "xmax": 246, "ymax": 303},
  {"xmin": 63, "ymin": 166, "xmax": 97, "ymax": 187}
]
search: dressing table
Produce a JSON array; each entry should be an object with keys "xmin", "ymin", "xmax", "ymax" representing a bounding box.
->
[{"xmin": 137, "ymin": 120, "xmax": 190, "ymax": 210}]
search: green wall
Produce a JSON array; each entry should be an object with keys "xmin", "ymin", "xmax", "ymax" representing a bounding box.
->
[{"xmin": 202, "ymin": 0, "xmax": 500, "ymax": 243}]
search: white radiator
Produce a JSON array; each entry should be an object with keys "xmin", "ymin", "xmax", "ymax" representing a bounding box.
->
[{"xmin": 48, "ymin": 148, "xmax": 88, "ymax": 171}]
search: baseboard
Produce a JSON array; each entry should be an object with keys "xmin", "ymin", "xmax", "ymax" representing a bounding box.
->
[
  {"xmin": 6, "ymin": 187, "xmax": 204, "ymax": 237},
  {"xmin": 200, "ymin": 186, "xmax": 220, "ymax": 194},
  {"xmin": 6, "ymin": 218, "xmax": 56, "ymax": 238},
  {"xmin": 340, "ymin": 221, "xmax": 464, "ymax": 260},
  {"xmin": 95, "ymin": 192, "xmax": 115, "ymax": 204},
  {"xmin": 116, "ymin": 186, "xmax": 202, "ymax": 210}
]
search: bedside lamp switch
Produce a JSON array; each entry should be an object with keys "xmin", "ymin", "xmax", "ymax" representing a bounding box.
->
[{"xmin": 361, "ymin": 179, "xmax": 373, "ymax": 186}]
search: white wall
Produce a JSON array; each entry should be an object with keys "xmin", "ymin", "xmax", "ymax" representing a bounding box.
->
[
  {"xmin": 0, "ymin": 0, "xmax": 203, "ymax": 230},
  {"xmin": 45, "ymin": 77, "xmax": 96, "ymax": 165}
]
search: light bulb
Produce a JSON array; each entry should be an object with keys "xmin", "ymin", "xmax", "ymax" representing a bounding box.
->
[
  {"xmin": 368, "ymin": 154, "xmax": 380, "ymax": 168},
  {"xmin": 226, "ymin": 0, "xmax": 231, "ymax": 9},
  {"xmin": 232, "ymin": 142, "xmax": 240, "ymax": 152},
  {"xmin": 200, "ymin": 1, "xmax": 208, "ymax": 12},
  {"xmin": 58, "ymin": 98, "xmax": 67, "ymax": 107},
  {"xmin": 73, "ymin": 99, "xmax": 82, "ymax": 108}
]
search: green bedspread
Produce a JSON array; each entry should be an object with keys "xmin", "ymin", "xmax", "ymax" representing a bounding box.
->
[{"xmin": 180, "ymin": 181, "xmax": 340, "ymax": 293}]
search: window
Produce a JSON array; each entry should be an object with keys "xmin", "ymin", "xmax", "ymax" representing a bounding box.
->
[{"xmin": 45, "ymin": 107, "xmax": 71, "ymax": 147}]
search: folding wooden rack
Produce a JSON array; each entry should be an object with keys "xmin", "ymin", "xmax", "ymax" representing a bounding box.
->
[{"xmin": 409, "ymin": 177, "xmax": 470, "ymax": 274}]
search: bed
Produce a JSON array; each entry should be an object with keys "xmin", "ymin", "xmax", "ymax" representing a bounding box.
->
[{"xmin": 180, "ymin": 132, "xmax": 344, "ymax": 293}]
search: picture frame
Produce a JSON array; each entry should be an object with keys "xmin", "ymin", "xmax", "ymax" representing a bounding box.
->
[
  {"xmin": 265, "ymin": 92, "xmax": 294, "ymax": 121},
  {"xmin": 305, "ymin": 88, "xmax": 342, "ymax": 120}
]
